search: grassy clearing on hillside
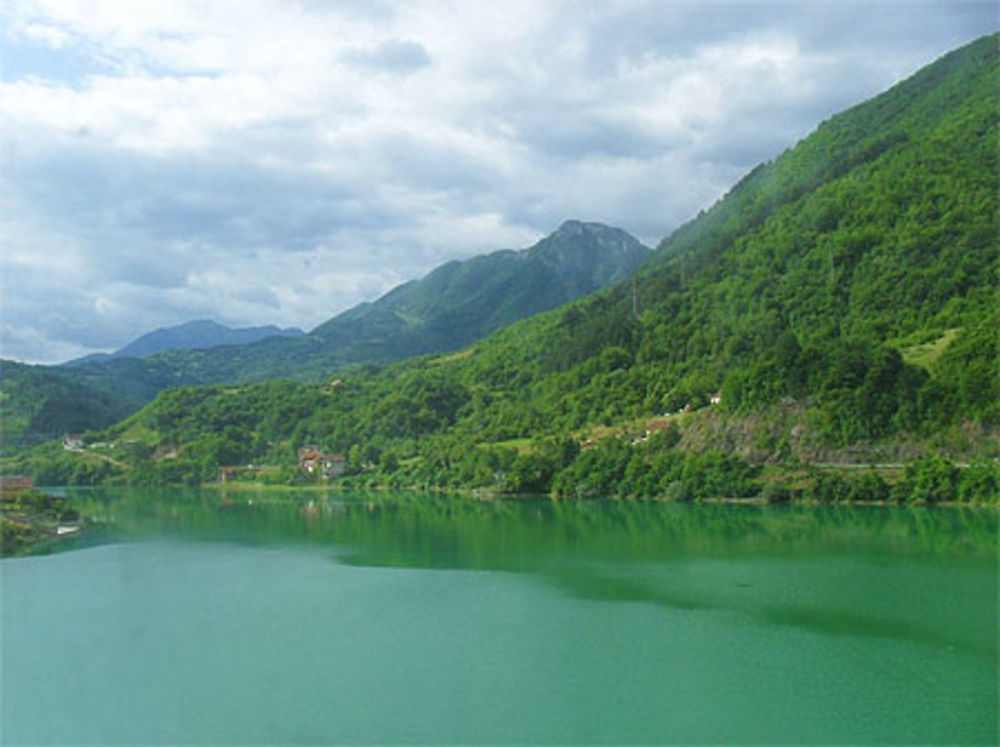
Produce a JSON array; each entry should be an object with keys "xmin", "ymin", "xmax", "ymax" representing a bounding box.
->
[
  {"xmin": 429, "ymin": 349, "xmax": 476, "ymax": 366},
  {"xmin": 900, "ymin": 328, "xmax": 960, "ymax": 369},
  {"xmin": 478, "ymin": 437, "xmax": 535, "ymax": 455}
]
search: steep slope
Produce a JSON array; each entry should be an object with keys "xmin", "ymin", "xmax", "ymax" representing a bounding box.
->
[
  {"xmin": 64, "ymin": 320, "xmax": 304, "ymax": 365},
  {"xmin": 310, "ymin": 220, "xmax": 649, "ymax": 357}
]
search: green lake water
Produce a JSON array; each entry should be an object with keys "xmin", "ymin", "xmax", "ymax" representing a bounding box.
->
[{"xmin": 2, "ymin": 488, "xmax": 997, "ymax": 745}]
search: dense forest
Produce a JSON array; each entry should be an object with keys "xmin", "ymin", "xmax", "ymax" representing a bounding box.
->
[
  {"xmin": 4, "ymin": 34, "xmax": 998, "ymax": 503},
  {"xmin": 0, "ymin": 360, "xmax": 140, "ymax": 456}
]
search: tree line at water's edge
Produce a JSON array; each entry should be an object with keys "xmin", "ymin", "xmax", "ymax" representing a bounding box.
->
[
  {"xmin": 2, "ymin": 35, "xmax": 998, "ymax": 504},
  {"xmin": 65, "ymin": 487, "xmax": 1000, "ymax": 564},
  {"xmin": 0, "ymin": 488, "xmax": 87, "ymax": 556}
]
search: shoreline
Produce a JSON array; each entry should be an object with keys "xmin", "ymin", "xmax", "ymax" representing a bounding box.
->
[
  {"xmin": 195, "ymin": 480, "xmax": 998, "ymax": 510},
  {"xmin": 1, "ymin": 501, "xmax": 92, "ymax": 557}
]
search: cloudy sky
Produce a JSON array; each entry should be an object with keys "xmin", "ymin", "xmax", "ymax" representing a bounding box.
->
[{"xmin": 1, "ymin": 0, "xmax": 994, "ymax": 363}]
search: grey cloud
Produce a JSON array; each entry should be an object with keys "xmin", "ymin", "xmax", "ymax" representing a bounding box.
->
[
  {"xmin": 583, "ymin": 0, "xmax": 995, "ymax": 69},
  {"xmin": 371, "ymin": 131, "xmax": 503, "ymax": 192},
  {"xmin": 580, "ymin": 1, "xmax": 792, "ymax": 66},
  {"xmin": 513, "ymin": 109, "xmax": 686, "ymax": 161},
  {"xmin": 1, "ymin": 133, "xmax": 432, "ymax": 359},
  {"xmin": 3, "ymin": 270, "xmax": 131, "ymax": 354},
  {"xmin": 691, "ymin": 96, "xmax": 851, "ymax": 171},
  {"xmin": 0, "ymin": 324, "xmax": 92, "ymax": 364},
  {"xmin": 2, "ymin": 251, "xmax": 290, "ymax": 361},
  {"xmin": 229, "ymin": 284, "xmax": 281, "ymax": 309},
  {"xmin": 99, "ymin": 246, "xmax": 190, "ymax": 289},
  {"xmin": 7, "ymin": 135, "xmax": 409, "ymax": 259},
  {"xmin": 341, "ymin": 39, "xmax": 431, "ymax": 74},
  {"xmin": 782, "ymin": 0, "xmax": 997, "ymax": 57}
]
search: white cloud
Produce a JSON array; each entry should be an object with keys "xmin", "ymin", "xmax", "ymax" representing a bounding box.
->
[
  {"xmin": 18, "ymin": 21, "xmax": 73, "ymax": 48},
  {"xmin": 0, "ymin": 0, "xmax": 995, "ymax": 362}
]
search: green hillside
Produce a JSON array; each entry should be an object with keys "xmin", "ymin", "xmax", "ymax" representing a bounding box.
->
[
  {"xmin": 8, "ymin": 35, "xmax": 998, "ymax": 501},
  {"xmin": 1, "ymin": 221, "xmax": 647, "ymax": 451},
  {"xmin": 0, "ymin": 360, "xmax": 140, "ymax": 456},
  {"xmin": 309, "ymin": 219, "xmax": 649, "ymax": 361}
]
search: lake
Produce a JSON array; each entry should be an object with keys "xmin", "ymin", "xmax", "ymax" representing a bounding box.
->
[{"xmin": 2, "ymin": 488, "xmax": 996, "ymax": 744}]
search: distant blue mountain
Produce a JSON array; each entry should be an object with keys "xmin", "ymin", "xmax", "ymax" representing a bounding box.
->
[{"xmin": 64, "ymin": 320, "xmax": 304, "ymax": 366}]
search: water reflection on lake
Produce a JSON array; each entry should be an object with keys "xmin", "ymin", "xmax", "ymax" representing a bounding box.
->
[{"xmin": 3, "ymin": 487, "xmax": 996, "ymax": 745}]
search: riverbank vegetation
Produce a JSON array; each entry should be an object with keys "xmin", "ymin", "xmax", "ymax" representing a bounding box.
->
[{"xmin": 0, "ymin": 488, "xmax": 86, "ymax": 556}]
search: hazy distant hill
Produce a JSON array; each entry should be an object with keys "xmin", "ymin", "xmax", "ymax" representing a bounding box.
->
[{"xmin": 64, "ymin": 320, "xmax": 304, "ymax": 365}]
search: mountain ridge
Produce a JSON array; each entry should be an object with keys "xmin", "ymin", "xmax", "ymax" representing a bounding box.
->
[
  {"xmin": 61, "ymin": 219, "xmax": 648, "ymax": 390},
  {"xmin": 64, "ymin": 320, "xmax": 305, "ymax": 366},
  {"xmin": 1, "ymin": 220, "xmax": 649, "ymax": 452},
  {"xmin": 310, "ymin": 219, "xmax": 649, "ymax": 356}
]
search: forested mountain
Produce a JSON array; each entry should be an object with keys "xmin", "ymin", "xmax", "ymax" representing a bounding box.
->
[
  {"xmin": 9, "ymin": 35, "xmax": 997, "ymax": 497},
  {"xmin": 0, "ymin": 360, "xmax": 136, "ymax": 456},
  {"xmin": 64, "ymin": 320, "xmax": 304, "ymax": 366},
  {"xmin": 6, "ymin": 35, "xmax": 997, "ymax": 500},
  {"xmin": 1, "ymin": 221, "xmax": 648, "ymax": 452},
  {"xmin": 310, "ymin": 220, "xmax": 649, "ymax": 359}
]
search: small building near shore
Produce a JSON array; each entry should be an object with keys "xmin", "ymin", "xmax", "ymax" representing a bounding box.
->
[{"xmin": 298, "ymin": 448, "xmax": 347, "ymax": 478}]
